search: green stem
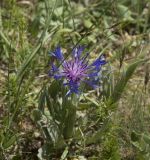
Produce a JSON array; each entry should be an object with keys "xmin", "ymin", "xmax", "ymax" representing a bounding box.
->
[{"xmin": 63, "ymin": 94, "xmax": 78, "ymax": 139}]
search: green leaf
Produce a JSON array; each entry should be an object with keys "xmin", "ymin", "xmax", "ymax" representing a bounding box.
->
[
  {"xmin": 85, "ymin": 118, "xmax": 110, "ymax": 145},
  {"xmin": 84, "ymin": 96, "xmax": 99, "ymax": 107},
  {"xmin": 131, "ymin": 131, "xmax": 141, "ymax": 142},
  {"xmin": 37, "ymin": 148, "xmax": 43, "ymax": 160},
  {"xmin": 143, "ymin": 134, "xmax": 150, "ymax": 145},
  {"xmin": 132, "ymin": 141, "xmax": 144, "ymax": 152},
  {"xmin": 0, "ymin": 30, "xmax": 16, "ymax": 52},
  {"xmin": 38, "ymin": 87, "xmax": 46, "ymax": 112},
  {"xmin": 117, "ymin": 4, "xmax": 133, "ymax": 21},
  {"xmin": 49, "ymin": 81, "xmax": 60, "ymax": 99},
  {"xmin": 45, "ymin": 89, "xmax": 54, "ymax": 117},
  {"xmin": 110, "ymin": 59, "xmax": 147, "ymax": 105},
  {"xmin": 60, "ymin": 146, "xmax": 68, "ymax": 160},
  {"xmin": 77, "ymin": 102, "xmax": 91, "ymax": 110},
  {"xmin": 12, "ymin": 155, "xmax": 22, "ymax": 160},
  {"xmin": 17, "ymin": 43, "xmax": 41, "ymax": 79},
  {"xmin": 84, "ymin": 19, "xmax": 93, "ymax": 28},
  {"xmin": 3, "ymin": 135, "xmax": 17, "ymax": 149},
  {"xmin": 31, "ymin": 109, "xmax": 42, "ymax": 122},
  {"xmin": 54, "ymin": 6, "xmax": 63, "ymax": 16}
]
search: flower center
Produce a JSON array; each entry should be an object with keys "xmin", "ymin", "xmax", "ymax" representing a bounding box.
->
[{"xmin": 63, "ymin": 59, "xmax": 87, "ymax": 82}]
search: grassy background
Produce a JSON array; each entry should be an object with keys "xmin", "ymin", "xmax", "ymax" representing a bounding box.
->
[{"xmin": 0, "ymin": 0, "xmax": 150, "ymax": 159}]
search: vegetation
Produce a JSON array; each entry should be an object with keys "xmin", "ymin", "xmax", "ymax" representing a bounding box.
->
[{"xmin": 0, "ymin": 0, "xmax": 150, "ymax": 159}]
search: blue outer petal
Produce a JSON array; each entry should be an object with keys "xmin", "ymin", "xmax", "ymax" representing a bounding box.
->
[
  {"xmin": 83, "ymin": 80, "xmax": 98, "ymax": 89},
  {"xmin": 88, "ymin": 72, "xmax": 98, "ymax": 77},
  {"xmin": 52, "ymin": 46, "xmax": 64, "ymax": 61},
  {"xmin": 54, "ymin": 74, "xmax": 63, "ymax": 80},
  {"xmin": 48, "ymin": 63, "xmax": 58, "ymax": 76},
  {"xmin": 91, "ymin": 55, "xmax": 106, "ymax": 67},
  {"xmin": 72, "ymin": 46, "xmax": 84, "ymax": 58},
  {"xmin": 67, "ymin": 80, "xmax": 79, "ymax": 94},
  {"xmin": 52, "ymin": 63, "xmax": 58, "ymax": 72},
  {"xmin": 65, "ymin": 80, "xmax": 80, "ymax": 96}
]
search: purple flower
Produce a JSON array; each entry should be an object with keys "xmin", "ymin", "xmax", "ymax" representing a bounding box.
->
[{"xmin": 49, "ymin": 46, "xmax": 106, "ymax": 95}]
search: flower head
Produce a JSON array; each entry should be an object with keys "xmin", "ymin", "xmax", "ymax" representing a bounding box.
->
[{"xmin": 49, "ymin": 45, "xmax": 106, "ymax": 95}]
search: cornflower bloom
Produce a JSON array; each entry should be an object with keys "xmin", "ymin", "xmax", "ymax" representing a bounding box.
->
[{"xmin": 49, "ymin": 46, "xmax": 106, "ymax": 95}]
